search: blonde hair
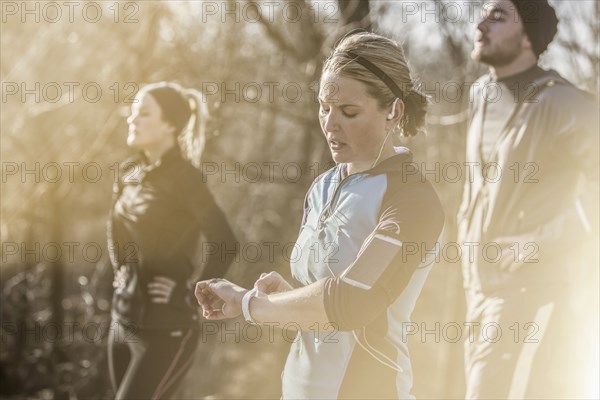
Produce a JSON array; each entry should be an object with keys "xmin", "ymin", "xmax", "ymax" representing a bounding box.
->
[{"xmin": 323, "ymin": 32, "xmax": 427, "ymax": 137}]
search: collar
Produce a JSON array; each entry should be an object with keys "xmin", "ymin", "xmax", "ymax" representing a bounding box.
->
[
  {"xmin": 140, "ymin": 145, "xmax": 182, "ymax": 172},
  {"xmin": 493, "ymin": 65, "xmax": 559, "ymax": 103},
  {"xmin": 337, "ymin": 147, "xmax": 413, "ymax": 179},
  {"xmin": 497, "ymin": 65, "xmax": 545, "ymax": 87},
  {"xmin": 133, "ymin": 146, "xmax": 185, "ymax": 183}
]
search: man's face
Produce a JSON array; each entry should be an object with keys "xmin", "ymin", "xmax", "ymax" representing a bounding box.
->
[{"xmin": 472, "ymin": 0, "xmax": 529, "ymax": 66}]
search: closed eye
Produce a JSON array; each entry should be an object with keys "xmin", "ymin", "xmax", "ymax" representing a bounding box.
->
[{"xmin": 319, "ymin": 105, "xmax": 357, "ymax": 118}]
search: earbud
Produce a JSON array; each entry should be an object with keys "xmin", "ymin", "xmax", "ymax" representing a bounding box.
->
[{"xmin": 387, "ymin": 98, "xmax": 399, "ymax": 120}]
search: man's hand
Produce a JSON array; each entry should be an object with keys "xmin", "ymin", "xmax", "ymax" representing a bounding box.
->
[
  {"xmin": 195, "ymin": 279, "xmax": 247, "ymax": 320},
  {"xmin": 147, "ymin": 276, "xmax": 176, "ymax": 304}
]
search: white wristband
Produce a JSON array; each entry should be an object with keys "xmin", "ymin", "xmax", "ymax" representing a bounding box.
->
[{"xmin": 242, "ymin": 288, "xmax": 258, "ymax": 324}]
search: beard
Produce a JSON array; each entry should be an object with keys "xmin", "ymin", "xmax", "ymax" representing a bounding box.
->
[
  {"xmin": 471, "ymin": 32, "xmax": 525, "ymax": 67},
  {"xmin": 472, "ymin": 44, "xmax": 522, "ymax": 67}
]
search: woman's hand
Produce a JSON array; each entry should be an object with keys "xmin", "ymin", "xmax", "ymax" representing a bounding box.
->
[
  {"xmin": 254, "ymin": 271, "xmax": 293, "ymax": 294},
  {"xmin": 147, "ymin": 276, "xmax": 176, "ymax": 304},
  {"xmin": 195, "ymin": 279, "xmax": 247, "ymax": 320}
]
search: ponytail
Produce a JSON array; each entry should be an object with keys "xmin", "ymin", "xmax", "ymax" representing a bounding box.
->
[
  {"xmin": 179, "ymin": 89, "xmax": 209, "ymax": 168},
  {"xmin": 399, "ymin": 89, "xmax": 428, "ymax": 138}
]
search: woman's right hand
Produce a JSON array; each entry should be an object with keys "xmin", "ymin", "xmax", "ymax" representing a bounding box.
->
[
  {"xmin": 195, "ymin": 279, "xmax": 247, "ymax": 320},
  {"xmin": 254, "ymin": 271, "xmax": 293, "ymax": 294}
]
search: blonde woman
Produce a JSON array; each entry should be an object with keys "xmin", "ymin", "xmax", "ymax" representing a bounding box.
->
[{"xmin": 196, "ymin": 33, "xmax": 444, "ymax": 399}]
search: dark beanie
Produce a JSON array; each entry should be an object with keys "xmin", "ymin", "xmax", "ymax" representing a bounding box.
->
[
  {"xmin": 509, "ymin": 0, "xmax": 559, "ymax": 57},
  {"xmin": 146, "ymin": 85, "xmax": 191, "ymax": 135}
]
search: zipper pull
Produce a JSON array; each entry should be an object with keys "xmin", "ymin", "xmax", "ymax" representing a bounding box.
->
[{"xmin": 318, "ymin": 213, "xmax": 328, "ymax": 230}]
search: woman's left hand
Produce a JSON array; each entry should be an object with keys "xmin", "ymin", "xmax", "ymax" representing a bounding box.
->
[
  {"xmin": 255, "ymin": 271, "xmax": 293, "ymax": 294},
  {"xmin": 195, "ymin": 279, "xmax": 247, "ymax": 320},
  {"xmin": 147, "ymin": 276, "xmax": 177, "ymax": 304}
]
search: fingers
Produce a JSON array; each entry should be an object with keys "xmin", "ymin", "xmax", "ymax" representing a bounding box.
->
[
  {"xmin": 150, "ymin": 297, "xmax": 169, "ymax": 304},
  {"xmin": 153, "ymin": 276, "xmax": 176, "ymax": 287},
  {"xmin": 194, "ymin": 279, "xmax": 246, "ymax": 320},
  {"xmin": 254, "ymin": 273, "xmax": 267, "ymax": 292},
  {"xmin": 147, "ymin": 282, "xmax": 174, "ymax": 293},
  {"xmin": 148, "ymin": 276, "xmax": 176, "ymax": 303},
  {"xmin": 255, "ymin": 271, "xmax": 282, "ymax": 294},
  {"xmin": 195, "ymin": 281, "xmax": 218, "ymax": 308},
  {"xmin": 202, "ymin": 307, "xmax": 226, "ymax": 320},
  {"xmin": 147, "ymin": 284, "xmax": 171, "ymax": 299},
  {"xmin": 195, "ymin": 279, "xmax": 230, "ymax": 317},
  {"xmin": 255, "ymin": 271, "xmax": 275, "ymax": 291}
]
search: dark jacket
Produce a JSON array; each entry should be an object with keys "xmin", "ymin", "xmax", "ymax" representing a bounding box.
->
[
  {"xmin": 458, "ymin": 67, "xmax": 599, "ymax": 292},
  {"xmin": 107, "ymin": 147, "xmax": 237, "ymax": 330}
]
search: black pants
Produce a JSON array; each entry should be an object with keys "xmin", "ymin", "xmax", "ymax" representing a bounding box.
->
[{"xmin": 108, "ymin": 321, "xmax": 199, "ymax": 400}]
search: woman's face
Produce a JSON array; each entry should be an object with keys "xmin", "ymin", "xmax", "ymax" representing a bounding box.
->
[
  {"xmin": 127, "ymin": 93, "xmax": 174, "ymax": 151},
  {"xmin": 318, "ymin": 71, "xmax": 394, "ymax": 172}
]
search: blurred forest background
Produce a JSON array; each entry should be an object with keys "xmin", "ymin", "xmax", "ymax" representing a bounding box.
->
[{"xmin": 1, "ymin": 0, "xmax": 598, "ymax": 399}]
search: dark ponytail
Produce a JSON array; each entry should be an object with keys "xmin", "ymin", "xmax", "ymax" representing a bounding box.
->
[{"xmin": 400, "ymin": 89, "xmax": 428, "ymax": 137}]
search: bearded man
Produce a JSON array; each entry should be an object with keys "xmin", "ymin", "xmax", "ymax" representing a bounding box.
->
[{"xmin": 458, "ymin": 0, "xmax": 599, "ymax": 398}]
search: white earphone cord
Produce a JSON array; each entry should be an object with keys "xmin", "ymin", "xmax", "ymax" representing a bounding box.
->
[
  {"xmin": 370, "ymin": 98, "xmax": 399, "ymax": 170},
  {"xmin": 352, "ymin": 330, "xmax": 404, "ymax": 373}
]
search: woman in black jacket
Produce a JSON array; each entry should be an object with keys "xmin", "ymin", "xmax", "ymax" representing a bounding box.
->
[{"xmin": 107, "ymin": 82, "xmax": 237, "ymax": 400}]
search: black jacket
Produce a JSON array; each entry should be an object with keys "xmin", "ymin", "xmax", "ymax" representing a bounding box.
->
[
  {"xmin": 107, "ymin": 147, "xmax": 237, "ymax": 330},
  {"xmin": 458, "ymin": 67, "xmax": 599, "ymax": 291}
]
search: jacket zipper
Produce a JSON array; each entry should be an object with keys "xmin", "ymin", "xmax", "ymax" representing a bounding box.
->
[{"xmin": 317, "ymin": 169, "xmax": 363, "ymax": 230}]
